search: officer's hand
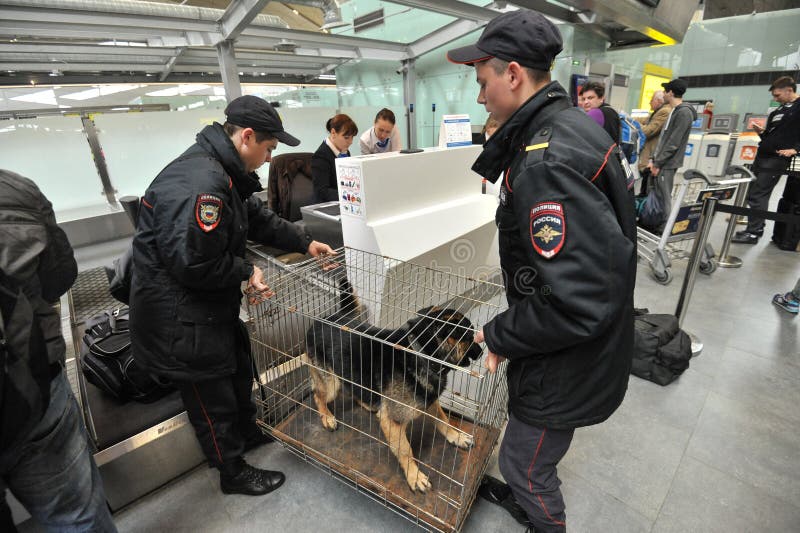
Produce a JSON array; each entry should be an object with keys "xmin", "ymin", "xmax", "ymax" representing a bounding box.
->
[
  {"xmin": 246, "ymin": 265, "xmax": 274, "ymax": 304},
  {"xmin": 475, "ymin": 329, "xmax": 506, "ymax": 374},
  {"xmin": 307, "ymin": 241, "xmax": 338, "ymax": 271},
  {"xmin": 753, "ymin": 123, "xmax": 764, "ymax": 134},
  {"xmin": 777, "ymin": 148, "xmax": 797, "ymax": 157}
]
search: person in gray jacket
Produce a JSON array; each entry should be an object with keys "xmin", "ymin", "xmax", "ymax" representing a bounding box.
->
[{"xmin": 648, "ymin": 78, "xmax": 697, "ymax": 229}]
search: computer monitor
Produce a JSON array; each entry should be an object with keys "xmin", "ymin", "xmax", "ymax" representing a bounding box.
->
[
  {"xmin": 691, "ymin": 115, "xmax": 710, "ymax": 131},
  {"xmin": 708, "ymin": 113, "xmax": 738, "ymax": 133}
]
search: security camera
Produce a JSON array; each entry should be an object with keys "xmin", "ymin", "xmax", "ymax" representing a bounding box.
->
[{"xmin": 396, "ymin": 64, "xmax": 409, "ymax": 75}]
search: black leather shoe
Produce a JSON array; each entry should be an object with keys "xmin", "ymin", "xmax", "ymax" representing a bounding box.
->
[
  {"xmin": 220, "ymin": 464, "xmax": 285, "ymax": 496},
  {"xmin": 731, "ymin": 231, "xmax": 760, "ymax": 244}
]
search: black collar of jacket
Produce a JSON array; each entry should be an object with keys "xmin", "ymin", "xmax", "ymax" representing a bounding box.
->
[
  {"xmin": 472, "ymin": 81, "xmax": 569, "ymax": 183},
  {"xmin": 196, "ymin": 122, "xmax": 263, "ymax": 200}
]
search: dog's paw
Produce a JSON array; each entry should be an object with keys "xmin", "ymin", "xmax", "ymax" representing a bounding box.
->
[
  {"xmin": 406, "ymin": 468, "xmax": 432, "ymax": 493},
  {"xmin": 321, "ymin": 414, "xmax": 338, "ymax": 431},
  {"xmin": 448, "ymin": 431, "xmax": 474, "ymax": 450}
]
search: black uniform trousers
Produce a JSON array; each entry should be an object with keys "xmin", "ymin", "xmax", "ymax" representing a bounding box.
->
[
  {"xmin": 499, "ymin": 412, "xmax": 575, "ymax": 533},
  {"xmin": 175, "ymin": 322, "xmax": 259, "ymax": 475},
  {"xmin": 744, "ymin": 167, "xmax": 786, "ymax": 234}
]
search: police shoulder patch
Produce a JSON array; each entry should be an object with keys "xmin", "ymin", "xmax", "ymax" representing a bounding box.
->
[
  {"xmin": 195, "ymin": 193, "xmax": 222, "ymax": 232},
  {"xmin": 530, "ymin": 202, "xmax": 565, "ymax": 259}
]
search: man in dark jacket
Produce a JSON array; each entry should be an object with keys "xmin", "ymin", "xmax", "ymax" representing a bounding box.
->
[
  {"xmin": 448, "ymin": 11, "xmax": 636, "ymax": 533},
  {"xmin": 130, "ymin": 96, "xmax": 334, "ymax": 497},
  {"xmin": 1, "ymin": 170, "xmax": 116, "ymax": 532},
  {"xmin": 732, "ymin": 76, "xmax": 800, "ymax": 244},
  {"xmin": 648, "ymin": 78, "xmax": 697, "ymax": 229}
]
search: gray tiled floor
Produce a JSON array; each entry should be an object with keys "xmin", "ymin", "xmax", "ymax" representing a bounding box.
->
[{"xmin": 22, "ymin": 194, "xmax": 800, "ymax": 532}]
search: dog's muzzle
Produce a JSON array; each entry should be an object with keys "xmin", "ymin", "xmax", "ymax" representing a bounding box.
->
[{"xmin": 458, "ymin": 342, "xmax": 483, "ymax": 367}]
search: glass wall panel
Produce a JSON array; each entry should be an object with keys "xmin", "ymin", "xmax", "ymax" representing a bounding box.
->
[{"xmin": 0, "ymin": 116, "xmax": 107, "ymax": 222}]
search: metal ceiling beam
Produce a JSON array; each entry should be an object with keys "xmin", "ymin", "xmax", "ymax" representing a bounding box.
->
[
  {"xmin": 0, "ymin": 61, "xmax": 322, "ymax": 76},
  {"xmin": 2, "ymin": 5, "xmax": 223, "ymax": 35},
  {"xmin": 406, "ymin": 18, "xmax": 486, "ymax": 58},
  {"xmin": 0, "ymin": 53, "xmax": 169, "ymax": 63},
  {"xmin": 386, "ymin": 0, "xmax": 500, "ymax": 23},
  {"xmin": 507, "ymin": 0, "xmax": 582, "ymax": 24},
  {"xmin": 0, "ymin": 62, "xmax": 168, "ymax": 71},
  {"xmin": 218, "ymin": 0, "xmax": 272, "ymax": 41},
  {"xmin": 172, "ymin": 65, "xmax": 320, "ymax": 76},
  {"xmin": 238, "ymin": 25, "xmax": 407, "ymax": 53},
  {"xmin": 160, "ymin": 48, "xmax": 185, "ymax": 81},
  {"xmin": 182, "ymin": 48, "xmax": 337, "ymax": 64},
  {"xmin": 0, "ymin": 20, "xmax": 218, "ymax": 44},
  {"xmin": 0, "ymin": 73, "xmax": 329, "ymax": 87},
  {"xmin": 0, "ymin": 43, "xmax": 180, "ymax": 57}
]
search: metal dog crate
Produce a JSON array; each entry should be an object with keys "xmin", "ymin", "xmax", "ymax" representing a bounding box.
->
[{"xmin": 249, "ymin": 247, "xmax": 508, "ymax": 532}]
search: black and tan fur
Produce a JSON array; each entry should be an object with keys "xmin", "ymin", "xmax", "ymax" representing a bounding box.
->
[{"xmin": 303, "ymin": 280, "xmax": 482, "ymax": 492}]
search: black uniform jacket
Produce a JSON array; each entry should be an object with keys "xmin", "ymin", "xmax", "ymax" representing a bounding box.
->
[
  {"xmin": 474, "ymin": 82, "xmax": 637, "ymax": 430},
  {"xmin": 311, "ymin": 140, "xmax": 349, "ymax": 203},
  {"xmin": 130, "ymin": 123, "xmax": 311, "ymax": 382},
  {"xmin": 755, "ymin": 99, "xmax": 800, "ymax": 170}
]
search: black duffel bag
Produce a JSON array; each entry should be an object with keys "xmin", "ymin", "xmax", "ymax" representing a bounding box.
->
[
  {"xmin": 80, "ymin": 308, "xmax": 173, "ymax": 403},
  {"xmin": 632, "ymin": 314, "xmax": 692, "ymax": 386}
]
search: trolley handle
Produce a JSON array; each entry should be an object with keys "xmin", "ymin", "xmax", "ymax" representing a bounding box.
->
[
  {"xmin": 682, "ymin": 169, "xmax": 713, "ymax": 185},
  {"xmin": 723, "ymin": 165, "xmax": 757, "ymax": 181}
]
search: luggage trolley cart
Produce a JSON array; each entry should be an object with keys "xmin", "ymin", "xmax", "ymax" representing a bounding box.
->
[{"xmin": 637, "ymin": 170, "xmax": 736, "ymax": 284}]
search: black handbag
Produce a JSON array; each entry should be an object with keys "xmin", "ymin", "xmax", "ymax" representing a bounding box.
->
[{"xmin": 80, "ymin": 308, "xmax": 173, "ymax": 403}]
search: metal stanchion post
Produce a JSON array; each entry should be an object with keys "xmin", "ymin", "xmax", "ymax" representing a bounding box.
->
[
  {"xmin": 675, "ymin": 197, "xmax": 718, "ymax": 355},
  {"xmin": 718, "ymin": 180, "xmax": 751, "ymax": 268}
]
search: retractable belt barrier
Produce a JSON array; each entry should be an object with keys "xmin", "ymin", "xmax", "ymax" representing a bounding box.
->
[{"xmin": 714, "ymin": 203, "xmax": 800, "ymax": 223}]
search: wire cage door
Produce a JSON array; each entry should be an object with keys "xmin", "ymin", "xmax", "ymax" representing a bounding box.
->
[{"xmin": 248, "ymin": 247, "xmax": 508, "ymax": 532}]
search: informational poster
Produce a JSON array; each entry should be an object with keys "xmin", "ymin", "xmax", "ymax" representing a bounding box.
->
[
  {"xmin": 438, "ymin": 114, "xmax": 472, "ymax": 148},
  {"xmin": 738, "ymin": 145, "xmax": 757, "ymax": 162},
  {"xmin": 671, "ymin": 203, "xmax": 703, "ymax": 236},
  {"xmin": 336, "ymin": 162, "xmax": 364, "ymax": 218}
]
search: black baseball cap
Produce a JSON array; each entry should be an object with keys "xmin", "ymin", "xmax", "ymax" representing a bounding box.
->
[
  {"xmin": 661, "ymin": 78, "xmax": 688, "ymax": 97},
  {"xmin": 224, "ymin": 95, "xmax": 300, "ymax": 146},
  {"xmin": 447, "ymin": 10, "xmax": 562, "ymax": 71}
]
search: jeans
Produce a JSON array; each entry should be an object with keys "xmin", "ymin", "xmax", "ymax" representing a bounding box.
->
[{"xmin": 1, "ymin": 371, "xmax": 117, "ymax": 533}]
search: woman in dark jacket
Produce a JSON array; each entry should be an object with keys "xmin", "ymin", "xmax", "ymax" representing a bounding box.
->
[{"xmin": 311, "ymin": 114, "xmax": 358, "ymax": 202}]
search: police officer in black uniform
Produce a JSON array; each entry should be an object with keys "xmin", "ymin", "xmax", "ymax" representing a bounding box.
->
[
  {"xmin": 448, "ymin": 11, "xmax": 637, "ymax": 533},
  {"xmin": 130, "ymin": 96, "xmax": 335, "ymax": 496},
  {"xmin": 732, "ymin": 76, "xmax": 800, "ymax": 244}
]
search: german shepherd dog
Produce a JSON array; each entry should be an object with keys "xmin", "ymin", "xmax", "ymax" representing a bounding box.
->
[{"xmin": 303, "ymin": 280, "xmax": 482, "ymax": 493}]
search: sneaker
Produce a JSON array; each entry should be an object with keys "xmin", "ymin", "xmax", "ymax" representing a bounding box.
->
[
  {"xmin": 772, "ymin": 293, "xmax": 799, "ymax": 314},
  {"xmin": 220, "ymin": 463, "xmax": 285, "ymax": 496},
  {"xmin": 731, "ymin": 231, "xmax": 760, "ymax": 244}
]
